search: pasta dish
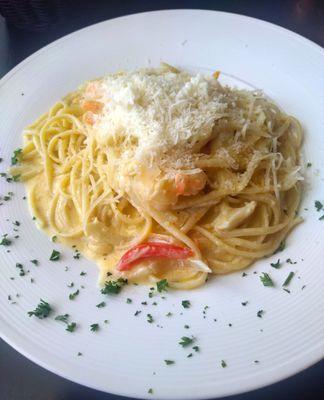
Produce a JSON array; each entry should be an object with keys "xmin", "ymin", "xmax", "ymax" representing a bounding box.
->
[{"xmin": 13, "ymin": 64, "xmax": 303, "ymax": 289}]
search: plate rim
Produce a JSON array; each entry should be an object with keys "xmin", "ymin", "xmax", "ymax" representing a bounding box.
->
[{"xmin": 0, "ymin": 9, "xmax": 323, "ymax": 400}]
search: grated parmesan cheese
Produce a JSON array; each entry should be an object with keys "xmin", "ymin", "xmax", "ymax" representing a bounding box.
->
[{"xmin": 86, "ymin": 66, "xmax": 228, "ymax": 162}]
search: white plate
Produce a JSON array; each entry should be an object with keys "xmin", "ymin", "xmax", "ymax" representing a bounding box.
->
[{"xmin": 0, "ymin": 10, "xmax": 323, "ymax": 400}]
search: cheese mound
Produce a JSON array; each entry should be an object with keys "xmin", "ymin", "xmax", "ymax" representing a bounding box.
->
[{"xmin": 86, "ymin": 66, "xmax": 228, "ymax": 161}]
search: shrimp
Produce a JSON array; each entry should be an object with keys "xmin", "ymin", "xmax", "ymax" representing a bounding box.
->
[
  {"xmin": 174, "ymin": 170, "xmax": 207, "ymax": 196},
  {"xmin": 82, "ymin": 100, "xmax": 103, "ymax": 113}
]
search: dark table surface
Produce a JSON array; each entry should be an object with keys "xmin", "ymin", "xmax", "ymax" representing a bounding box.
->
[{"xmin": 0, "ymin": 1, "xmax": 323, "ymax": 399}]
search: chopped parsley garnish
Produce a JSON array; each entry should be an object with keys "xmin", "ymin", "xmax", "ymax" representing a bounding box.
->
[
  {"xmin": 242, "ymin": 272, "xmax": 247, "ymax": 277},
  {"xmin": 12, "ymin": 220, "xmax": 20, "ymax": 226},
  {"xmin": 66, "ymin": 322, "xmax": 77, "ymax": 332},
  {"xmin": 147, "ymin": 314, "xmax": 154, "ymax": 323},
  {"xmin": 164, "ymin": 359, "xmax": 175, "ymax": 365},
  {"xmin": 141, "ymin": 301, "xmax": 148, "ymax": 305},
  {"xmin": 80, "ymin": 271, "xmax": 86, "ymax": 276},
  {"xmin": 187, "ymin": 353, "xmax": 193, "ymax": 358},
  {"xmin": 306, "ymin": 162, "xmax": 312, "ymax": 168},
  {"xmin": 156, "ymin": 279, "xmax": 169, "ymax": 292},
  {"xmin": 49, "ymin": 250, "xmax": 60, "ymax": 261},
  {"xmin": 270, "ymin": 259, "xmax": 281, "ymax": 269},
  {"xmin": 126, "ymin": 298, "xmax": 132, "ymax": 304},
  {"xmin": 301, "ymin": 285, "xmax": 306, "ymax": 290},
  {"xmin": 11, "ymin": 148, "xmax": 22, "ymax": 165},
  {"xmin": 69, "ymin": 289, "xmax": 80, "ymax": 300},
  {"xmin": 148, "ymin": 388, "xmax": 153, "ymax": 394},
  {"xmin": 283, "ymin": 271, "xmax": 295, "ymax": 287},
  {"xmin": 193, "ymin": 346, "xmax": 200, "ymax": 352},
  {"xmin": 67, "ymin": 282, "xmax": 74, "ymax": 288},
  {"xmin": 286, "ymin": 258, "xmax": 297, "ymax": 265},
  {"xmin": 4, "ymin": 192, "xmax": 14, "ymax": 201},
  {"xmin": 0, "ymin": 234, "xmax": 11, "ymax": 246},
  {"xmin": 179, "ymin": 336, "xmax": 195, "ymax": 347},
  {"xmin": 30, "ymin": 259, "xmax": 38, "ymax": 265},
  {"xmin": 101, "ymin": 278, "xmax": 127, "ymax": 295},
  {"xmin": 77, "ymin": 352, "xmax": 82, "ymax": 356},
  {"xmin": 134, "ymin": 310, "xmax": 141, "ymax": 316},
  {"xmin": 90, "ymin": 323, "xmax": 99, "ymax": 332},
  {"xmin": 51, "ymin": 235, "xmax": 58, "ymax": 242},
  {"xmin": 221, "ymin": 360, "xmax": 227, "ymax": 368},
  {"xmin": 96, "ymin": 301, "xmax": 106, "ymax": 308},
  {"xmin": 184, "ymin": 324, "xmax": 190, "ymax": 329},
  {"xmin": 260, "ymin": 272, "xmax": 274, "ymax": 287},
  {"xmin": 257, "ymin": 310, "xmax": 265, "ymax": 318},
  {"xmin": 181, "ymin": 300, "xmax": 191, "ymax": 308},
  {"xmin": 73, "ymin": 250, "xmax": 81, "ymax": 259},
  {"xmin": 319, "ymin": 215, "xmax": 324, "ymax": 221},
  {"xmin": 54, "ymin": 314, "xmax": 69, "ymax": 324},
  {"xmin": 55, "ymin": 314, "xmax": 69, "ymax": 323},
  {"xmin": 28, "ymin": 299, "xmax": 52, "ymax": 319},
  {"xmin": 314, "ymin": 200, "xmax": 323, "ymax": 212},
  {"xmin": 166, "ymin": 312, "xmax": 173, "ymax": 317},
  {"xmin": 241, "ymin": 301, "xmax": 248, "ymax": 306},
  {"xmin": 283, "ymin": 288, "xmax": 291, "ymax": 294},
  {"xmin": 15, "ymin": 263, "xmax": 26, "ymax": 276}
]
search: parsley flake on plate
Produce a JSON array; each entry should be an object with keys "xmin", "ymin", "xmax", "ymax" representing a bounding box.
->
[
  {"xmin": 221, "ymin": 360, "xmax": 227, "ymax": 368},
  {"xmin": 0, "ymin": 234, "xmax": 11, "ymax": 246},
  {"xmin": 49, "ymin": 249, "xmax": 60, "ymax": 261},
  {"xmin": 260, "ymin": 272, "xmax": 274, "ymax": 287},
  {"xmin": 156, "ymin": 279, "xmax": 169, "ymax": 292},
  {"xmin": 69, "ymin": 289, "xmax": 80, "ymax": 300},
  {"xmin": 55, "ymin": 314, "xmax": 69, "ymax": 323},
  {"xmin": 101, "ymin": 278, "xmax": 127, "ymax": 295},
  {"xmin": 283, "ymin": 271, "xmax": 295, "ymax": 287},
  {"xmin": 66, "ymin": 322, "xmax": 77, "ymax": 332},
  {"xmin": 164, "ymin": 359, "xmax": 175, "ymax": 365},
  {"xmin": 28, "ymin": 299, "xmax": 52, "ymax": 319},
  {"xmin": 270, "ymin": 259, "xmax": 281, "ymax": 269},
  {"xmin": 257, "ymin": 310, "xmax": 265, "ymax": 318},
  {"xmin": 147, "ymin": 314, "xmax": 154, "ymax": 323},
  {"xmin": 90, "ymin": 323, "xmax": 99, "ymax": 332},
  {"xmin": 181, "ymin": 300, "xmax": 191, "ymax": 308},
  {"xmin": 96, "ymin": 301, "xmax": 106, "ymax": 308},
  {"xmin": 314, "ymin": 200, "xmax": 323, "ymax": 212},
  {"xmin": 179, "ymin": 336, "xmax": 195, "ymax": 347}
]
